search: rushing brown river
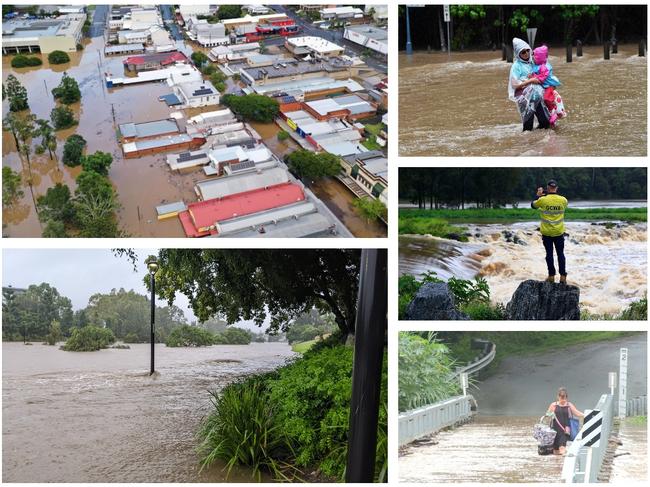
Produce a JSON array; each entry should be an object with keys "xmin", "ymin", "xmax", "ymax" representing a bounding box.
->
[
  {"xmin": 399, "ymin": 221, "xmax": 648, "ymax": 316},
  {"xmin": 2, "ymin": 342, "xmax": 296, "ymax": 482},
  {"xmin": 399, "ymin": 44, "xmax": 647, "ymax": 156}
]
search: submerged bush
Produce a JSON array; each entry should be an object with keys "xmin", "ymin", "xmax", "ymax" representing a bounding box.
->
[
  {"xmin": 123, "ymin": 332, "xmax": 142, "ymax": 343},
  {"xmin": 48, "ymin": 50, "xmax": 70, "ymax": 64},
  {"xmin": 11, "ymin": 54, "xmax": 42, "ymax": 68},
  {"xmin": 219, "ymin": 327, "xmax": 252, "ymax": 345},
  {"xmin": 166, "ymin": 325, "xmax": 215, "ymax": 347},
  {"xmin": 61, "ymin": 325, "xmax": 115, "ymax": 351},
  {"xmin": 198, "ymin": 343, "xmax": 387, "ymax": 481}
]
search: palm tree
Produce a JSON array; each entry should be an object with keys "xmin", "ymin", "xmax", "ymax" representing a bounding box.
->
[
  {"xmin": 36, "ymin": 119, "xmax": 57, "ymax": 160},
  {"xmin": 13, "ymin": 113, "xmax": 39, "ymax": 217}
]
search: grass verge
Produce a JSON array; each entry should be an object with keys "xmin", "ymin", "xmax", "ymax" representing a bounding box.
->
[{"xmin": 291, "ymin": 339, "xmax": 317, "ymax": 353}]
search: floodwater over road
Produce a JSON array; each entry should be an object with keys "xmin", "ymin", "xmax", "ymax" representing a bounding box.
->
[
  {"xmin": 399, "ymin": 220, "xmax": 647, "ymax": 315},
  {"xmin": 2, "ymin": 342, "xmax": 296, "ymax": 482},
  {"xmin": 399, "ymin": 44, "xmax": 647, "ymax": 156}
]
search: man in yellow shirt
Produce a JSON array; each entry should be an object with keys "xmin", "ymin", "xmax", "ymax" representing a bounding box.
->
[{"xmin": 531, "ymin": 180, "xmax": 568, "ymax": 283}]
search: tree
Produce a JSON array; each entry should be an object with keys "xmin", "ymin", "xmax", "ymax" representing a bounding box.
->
[
  {"xmin": 80, "ymin": 151, "xmax": 113, "ymax": 176},
  {"xmin": 4, "ymin": 74, "xmax": 29, "ymax": 112},
  {"xmin": 35, "ymin": 119, "xmax": 57, "ymax": 160},
  {"xmin": 47, "ymin": 50, "xmax": 71, "ymax": 64},
  {"xmin": 75, "ymin": 170, "xmax": 114, "ymax": 200},
  {"xmin": 10, "ymin": 54, "xmax": 42, "ymax": 68},
  {"xmin": 15, "ymin": 113, "xmax": 37, "ymax": 166},
  {"xmin": 220, "ymin": 94, "xmax": 279, "ymax": 123},
  {"xmin": 62, "ymin": 134, "xmax": 86, "ymax": 166},
  {"xmin": 37, "ymin": 183, "xmax": 75, "ymax": 224},
  {"xmin": 42, "ymin": 219, "xmax": 67, "ymax": 237},
  {"xmin": 50, "ymin": 105, "xmax": 76, "ymax": 130},
  {"xmin": 217, "ymin": 4, "xmax": 241, "ymax": 19},
  {"xmin": 191, "ymin": 50, "xmax": 209, "ymax": 67},
  {"xmin": 2, "ymin": 166, "xmax": 23, "ymax": 207},
  {"xmin": 353, "ymin": 197, "xmax": 387, "ymax": 223},
  {"xmin": 148, "ymin": 249, "xmax": 362, "ymax": 337},
  {"xmin": 286, "ymin": 150, "xmax": 341, "ymax": 180},
  {"xmin": 51, "ymin": 72, "xmax": 81, "ymax": 104},
  {"xmin": 45, "ymin": 320, "xmax": 63, "ymax": 345},
  {"xmin": 73, "ymin": 171, "xmax": 120, "ymax": 237}
]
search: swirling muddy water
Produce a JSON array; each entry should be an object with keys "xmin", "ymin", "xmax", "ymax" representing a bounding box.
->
[
  {"xmin": 399, "ymin": 45, "xmax": 647, "ymax": 156},
  {"xmin": 399, "ymin": 221, "xmax": 647, "ymax": 315},
  {"xmin": 2, "ymin": 342, "xmax": 296, "ymax": 482}
]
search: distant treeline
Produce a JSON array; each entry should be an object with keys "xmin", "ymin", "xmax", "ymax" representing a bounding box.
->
[
  {"xmin": 399, "ymin": 5, "xmax": 648, "ymax": 51},
  {"xmin": 399, "ymin": 168, "xmax": 648, "ymax": 209}
]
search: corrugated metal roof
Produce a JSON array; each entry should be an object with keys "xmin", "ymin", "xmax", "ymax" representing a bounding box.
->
[
  {"xmin": 196, "ymin": 166, "xmax": 290, "ymax": 200},
  {"xmin": 119, "ymin": 119, "xmax": 179, "ymax": 139},
  {"xmin": 123, "ymin": 133, "xmax": 192, "ymax": 153}
]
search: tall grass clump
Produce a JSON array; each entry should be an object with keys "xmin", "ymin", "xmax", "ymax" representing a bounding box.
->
[
  {"xmin": 61, "ymin": 325, "xmax": 115, "ymax": 351},
  {"xmin": 166, "ymin": 325, "xmax": 216, "ymax": 347},
  {"xmin": 398, "ymin": 332, "xmax": 461, "ymax": 412},
  {"xmin": 398, "ymin": 216, "xmax": 468, "ymax": 239}
]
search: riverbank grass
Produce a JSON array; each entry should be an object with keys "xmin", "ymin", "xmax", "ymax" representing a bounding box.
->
[
  {"xmin": 398, "ymin": 217, "xmax": 468, "ymax": 240},
  {"xmin": 291, "ymin": 339, "xmax": 317, "ymax": 353}
]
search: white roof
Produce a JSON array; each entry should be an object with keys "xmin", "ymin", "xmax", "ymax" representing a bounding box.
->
[
  {"xmin": 196, "ymin": 166, "xmax": 290, "ymax": 200},
  {"xmin": 286, "ymin": 36, "xmax": 343, "ymax": 55},
  {"xmin": 216, "ymin": 201, "xmax": 317, "ymax": 236},
  {"xmin": 305, "ymin": 95, "xmax": 373, "ymax": 117},
  {"xmin": 320, "ymin": 6, "xmax": 364, "ymax": 15}
]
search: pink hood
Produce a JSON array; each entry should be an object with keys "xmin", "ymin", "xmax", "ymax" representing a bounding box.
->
[{"xmin": 533, "ymin": 45, "xmax": 548, "ymax": 65}]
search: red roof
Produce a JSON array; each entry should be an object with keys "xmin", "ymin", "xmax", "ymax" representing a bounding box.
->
[
  {"xmin": 123, "ymin": 51, "xmax": 189, "ymax": 66},
  {"xmin": 179, "ymin": 183, "xmax": 306, "ymax": 237}
]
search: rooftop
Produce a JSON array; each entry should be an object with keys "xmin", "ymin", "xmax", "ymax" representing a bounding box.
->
[
  {"xmin": 105, "ymin": 43, "xmax": 144, "ymax": 54},
  {"xmin": 285, "ymin": 36, "xmax": 343, "ymax": 54},
  {"xmin": 250, "ymin": 76, "xmax": 364, "ymax": 96},
  {"xmin": 119, "ymin": 118, "xmax": 180, "ymax": 140},
  {"xmin": 123, "ymin": 51, "xmax": 188, "ymax": 66},
  {"xmin": 2, "ymin": 15, "xmax": 83, "ymax": 39},
  {"xmin": 305, "ymin": 94, "xmax": 374, "ymax": 117},
  {"xmin": 241, "ymin": 58, "xmax": 351, "ymax": 81},
  {"xmin": 196, "ymin": 167, "xmax": 289, "ymax": 200},
  {"xmin": 320, "ymin": 6, "xmax": 365, "ymax": 16},
  {"xmin": 123, "ymin": 133, "xmax": 193, "ymax": 153},
  {"xmin": 181, "ymin": 182, "xmax": 306, "ymax": 236},
  {"xmin": 344, "ymin": 151, "xmax": 388, "ymax": 180},
  {"xmin": 176, "ymin": 80, "xmax": 219, "ymax": 99},
  {"xmin": 344, "ymin": 24, "xmax": 388, "ymax": 42}
]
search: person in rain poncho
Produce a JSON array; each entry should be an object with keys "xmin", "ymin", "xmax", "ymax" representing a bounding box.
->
[
  {"xmin": 508, "ymin": 38, "xmax": 551, "ymax": 131},
  {"xmin": 530, "ymin": 45, "xmax": 567, "ymax": 127}
]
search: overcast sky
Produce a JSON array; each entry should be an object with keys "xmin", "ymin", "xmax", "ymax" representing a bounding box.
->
[{"xmin": 2, "ymin": 249, "xmax": 266, "ymax": 331}]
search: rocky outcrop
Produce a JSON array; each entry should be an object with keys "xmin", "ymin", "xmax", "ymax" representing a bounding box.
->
[
  {"xmin": 405, "ymin": 282, "xmax": 470, "ymax": 320},
  {"xmin": 506, "ymin": 280, "xmax": 580, "ymax": 320}
]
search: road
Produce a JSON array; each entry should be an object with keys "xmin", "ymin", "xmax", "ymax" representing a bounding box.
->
[
  {"xmin": 88, "ymin": 4, "xmax": 108, "ymax": 38},
  {"xmin": 269, "ymin": 5, "xmax": 388, "ymax": 74},
  {"xmin": 159, "ymin": 5, "xmax": 183, "ymax": 40},
  {"xmin": 474, "ymin": 334, "xmax": 647, "ymax": 416},
  {"xmin": 399, "ymin": 335, "xmax": 647, "ymax": 483}
]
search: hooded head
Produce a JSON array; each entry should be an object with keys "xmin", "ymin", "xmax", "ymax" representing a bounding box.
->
[
  {"xmin": 512, "ymin": 37, "xmax": 532, "ymax": 63},
  {"xmin": 533, "ymin": 45, "xmax": 549, "ymax": 65}
]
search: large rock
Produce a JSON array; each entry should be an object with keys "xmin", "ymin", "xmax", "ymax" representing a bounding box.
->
[
  {"xmin": 506, "ymin": 280, "xmax": 580, "ymax": 320},
  {"xmin": 405, "ymin": 282, "xmax": 469, "ymax": 320}
]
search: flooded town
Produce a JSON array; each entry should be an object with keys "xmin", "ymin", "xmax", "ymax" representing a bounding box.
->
[{"xmin": 2, "ymin": 4, "xmax": 389, "ymax": 237}]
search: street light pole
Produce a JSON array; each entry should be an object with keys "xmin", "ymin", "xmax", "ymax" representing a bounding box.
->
[
  {"xmin": 405, "ymin": 6, "xmax": 413, "ymax": 55},
  {"xmin": 147, "ymin": 259, "xmax": 158, "ymax": 375}
]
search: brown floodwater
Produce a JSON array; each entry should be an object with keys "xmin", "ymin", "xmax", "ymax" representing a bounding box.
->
[
  {"xmin": 2, "ymin": 342, "xmax": 296, "ymax": 482},
  {"xmin": 308, "ymin": 177, "xmax": 387, "ymax": 237},
  {"xmin": 2, "ymin": 36, "xmax": 233, "ymax": 237},
  {"xmin": 399, "ymin": 415, "xmax": 564, "ymax": 483},
  {"xmin": 399, "ymin": 44, "xmax": 647, "ymax": 156}
]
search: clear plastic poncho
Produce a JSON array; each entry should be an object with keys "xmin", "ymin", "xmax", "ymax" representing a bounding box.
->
[{"xmin": 508, "ymin": 38, "xmax": 547, "ymax": 122}]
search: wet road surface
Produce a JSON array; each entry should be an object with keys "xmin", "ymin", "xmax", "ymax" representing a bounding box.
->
[{"xmin": 2, "ymin": 342, "xmax": 295, "ymax": 482}]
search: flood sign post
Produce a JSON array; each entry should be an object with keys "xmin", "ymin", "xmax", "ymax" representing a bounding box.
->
[
  {"xmin": 618, "ymin": 348, "xmax": 628, "ymax": 418},
  {"xmin": 444, "ymin": 4, "xmax": 451, "ymax": 55},
  {"xmin": 608, "ymin": 372, "xmax": 617, "ymax": 397}
]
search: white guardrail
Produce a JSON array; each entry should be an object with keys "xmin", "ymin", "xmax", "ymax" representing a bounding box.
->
[
  {"xmin": 562, "ymin": 393, "xmax": 615, "ymax": 483},
  {"xmin": 398, "ymin": 341, "xmax": 496, "ymax": 447}
]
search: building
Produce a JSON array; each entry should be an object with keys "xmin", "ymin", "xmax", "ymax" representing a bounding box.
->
[
  {"xmin": 208, "ymin": 42, "xmax": 260, "ymax": 63},
  {"xmin": 119, "ymin": 119, "xmax": 181, "ymax": 142},
  {"xmin": 239, "ymin": 58, "xmax": 354, "ymax": 87},
  {"xmin": 123, "ymin": 51, "xmax": 189, "ymax": 72},
  {"xmin": 343, "ymin": 25, "xmax": 388, "ymax": 56},
  {"xmin": 220, "ymin": 13, "xmax": 290, "ymax": 34},
  {"xmin": 178, "ymin": 5, "xmax": 218, "ymax": 21},
  {"xmin": 284, "ymin": 36, "xmax": 344, "ymax": 59},
  {"xmin": 2, "ymin": 14, "xmax": 86, "ymax": 54},
  {"xmin": 303, "ymin": 94, "xmax": 376, "ymax": 121},
  {"xmin": 341, "ymin": 151, "xmax": 388, "ymax": 204},
  {"xmin": 242, "ymin": 5, "xmax": 273, "ymax": 15},
  {"xmin": 106, "ymin": 64, "xmax": 202, "ymax": 88},
  {"xmin": 123, "ymin": 134, "xmax": 205, "ymax": 158},
  {"xmin": 247, "ymin": 76, "xmax": 364, "ymax": 100},
  {"xmin": 105, "ymin": 43, "xmax": 145, "ymax": 56},
  {"xmin": 173, "ymin": 80, "xmax": 220, "ymax": 108},
  {"xmin": 319, "ymin": 6, "xmax": 364, "ymax": 20},
  {"xmin": 187, "ymin": 19, "xmax": 228, "ymax": 47},
  {"xmin": 365, "ymin": 5, "xmax": 388, "ymax": 22}
]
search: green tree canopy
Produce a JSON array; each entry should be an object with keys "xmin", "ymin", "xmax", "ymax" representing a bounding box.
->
[
  {"xmin": 190, "ymin": 51, "xmax": 209, "ymax": 66},
  {"xmin": 2, "ymin": 166, "xmax": 23, "ymax": 207},
  {"xmin": 37, "ymin": 183, "xmax": 75, "ymax": 224},
  {"xmin": 148, "ymin": 249, "xmax": 362, "ymax": 336},
  {"xmin": 286, "ymin": 150, "xmax": 341, "ymax": 180},
  {"xmin": 51, "ymin": 72, "xmax": 81, "ymax": 104},
  {"xmin": 10, "ymin": 54, "xmax": 42, "ymax": 68},
  {"xmin": 50, "ymin": 105, "xmax": 76, "ymax": 130},
  {"xmin": 48, "ymin": 50, "xmax": 71, "ymax": 64},
  {"xmin": 4, "ymin": 74, "xmax": 29, "ymax": 112},
  {"xmin": 80, "ymin": 151, "xmax": 113, "ymax": 176},
  {"xmin": 221, "ymin": 94, "xmax": 279, "ymax": 123},
  {"xmin": 62, "ymin": 134, "xmax": 87, "ymax": 166}
]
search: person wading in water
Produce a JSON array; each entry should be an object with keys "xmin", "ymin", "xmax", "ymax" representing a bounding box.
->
[{"xmin": 532, "ymin": 179, "xmax": 568, "ymax": 283}]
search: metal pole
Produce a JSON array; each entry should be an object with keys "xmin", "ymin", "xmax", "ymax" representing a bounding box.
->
[
  {"xmin": 345, "ymin": 249, "xmax": 387, "ymax": 483},
  {"xmin": 447, "ymin": 19, "xmax": 450, "ymax": 56},
  {"xmin": 150, "ymin": 272, "xmax": 155, "ymax": 375},
  {"xmin": 405, "ymin": 7, "xmax": 413, "ymax": 55}
]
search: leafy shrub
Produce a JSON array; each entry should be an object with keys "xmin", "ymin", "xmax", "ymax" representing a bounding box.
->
[
  {"xmin": 123, "ymin": 332, "xmax": 142, "ymax": 343},
  {"xmin": 51, "ymin": 72, "xmax": 81, "ymax": 104},
  {"xmin": 50, "ymin": 105, "xmax": 76, "ymax": 130},
  {"xmin": 48, "ymin": 50, "xmax": 70, "ymax": 64},
  {"xmin": 62, "ymin": 325, "xmax": 115, "ymax": 351},
  {"xmin": 62, "ymin": 134, "xmax": 86, "ymax": 166},
  {"xmin": 447, "ymin": 276, "xmax": 490, "ymax": 305},
  {"xmin": 461, "ymin": 302, "xmax": 506, "ymax": 320},
  {"xmin": 617, "ymin": 296, "xmax": 647, "ymax": 320},
  {"xmin": 398, "ymin": 332, "xmax": 460, "ymax": 412},
  {"xmin": 398, "ymin": 271, "xmax": 442, "ymax": 319},
  {"xmin": 45, "ymin": 321, "xmax": 62, "ymax": 345},
  {"xmin": 165, "ymin": 325, "xmax": 215, "ymax": 347},
  {"xmin": 198, "ymin": 377, "xmax": 294, "ymax": 481},
  {"xmin": 277, "ymin": 129, "xmax": 289, "ymax": 141},
  {"xmin": 219, "ymin": 327, "xmax": 252, "ymax": 344},
  {"xmin": 11, "ymin": 54, "xmax": 42, "ymax": 68}
]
